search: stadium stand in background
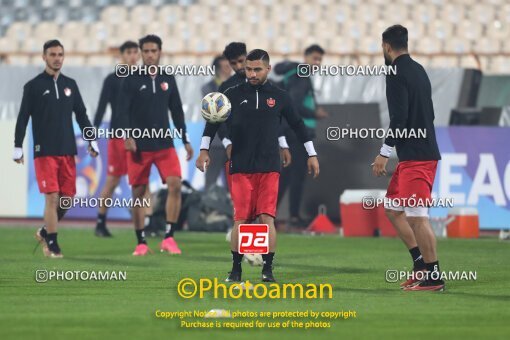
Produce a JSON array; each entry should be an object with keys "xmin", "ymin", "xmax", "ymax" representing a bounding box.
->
[{"xmin": 0, "ymin": 0, "xmax": 510, "ymax": 73}]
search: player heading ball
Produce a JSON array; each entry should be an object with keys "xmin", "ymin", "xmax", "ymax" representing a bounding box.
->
[{"xmin": 196, "ymin": 49, "xmax": 320, "ymax": 283}]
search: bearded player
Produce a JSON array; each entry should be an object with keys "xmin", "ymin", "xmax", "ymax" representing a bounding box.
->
[
  {"xmin": 118, "ymin": 35, "xmax": 193, "ymax": 255},
  {"xmin": 372, "ymin": 25, "xmax": 444, "ymax": 291},
  {"xmin": 92, "ymin": 40, "xmax": 158, "ymax": 238}
]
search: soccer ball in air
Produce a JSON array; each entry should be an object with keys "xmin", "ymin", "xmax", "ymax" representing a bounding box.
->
[{"xmin": 201, "ymin": 92, "xmax": 231, "ymax": 123}]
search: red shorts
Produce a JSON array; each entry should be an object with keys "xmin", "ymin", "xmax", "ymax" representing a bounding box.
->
[
  {"xmin": 107, "ymin": 138, "xmax": 128, "ymax": 176},
  {"xmin": 127, "ymin": 147, "xmax": 181, "ymax": 186},
  {"xmin": 34, "ymin": 156, "xmax": 76, "ymax": 196},
  {"xmin": 386, "ymin": 160, "xmax": 438, "ymax": 205},
  {"xmin": 231, "ymin": 172, "xmax": 280, "ymax": 221}
]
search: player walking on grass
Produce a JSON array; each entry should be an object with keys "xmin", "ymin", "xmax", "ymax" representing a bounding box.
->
[
  {"xmin": 196, "ymin": 49, "xmax": 320, "ymax": 282},
  {"xmin": 92, "ymin": 40, "xmax": 158, "ymax": 238},
  {"xmin": 13, "ymin": 40, "xmax": 99, "ymax": 258},
  {"xmin": 372, "ymin": 25, "xmax": 444, "ymax": 291},
  {"xmin": 118, "ymin": 35, "xmax": 193, "ymax": 256}
]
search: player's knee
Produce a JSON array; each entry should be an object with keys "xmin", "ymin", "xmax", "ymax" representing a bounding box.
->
[
  {"xmin": 167, "ymin": 177, "xmax": 181, "ymax": 196},
  {"xmin": 234, "ymin": 220, "xmax": 248, "ymax": 228},
  {"xmin": 132, "ymin": 185, "xmax": 146, "ymax": 198},
  {"xmin": 385, "ymin": 208, "xmax": 403, "ymax": 221},
  {"xmin": 259, "ymin": 214, "xmax": 274, "ymax": 225},
  {"xmin": 108, "ymin": 176, "xmax": 121, "ymax": 188},
  {"xmin": 46, "ymin": 193, "xmax": 59, "ymax": 207}
]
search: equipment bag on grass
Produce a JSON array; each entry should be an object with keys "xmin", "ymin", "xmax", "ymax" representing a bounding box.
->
[{"xmin": 187, "ymin": 184, "xmax": 233, "ymax": 232}]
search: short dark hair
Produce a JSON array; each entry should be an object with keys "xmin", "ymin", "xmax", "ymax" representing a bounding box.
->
[
  {"xmin": 223, "ymin": 42, "xmax": 246, "ymax": 60},
  {"xmin": 43, "ymin": 39, "xmax": 63, "ymax": 53},
  {"xmin": 382, "ymin": 25, "xmax": 408, "ymax": 51},
  {"xmin": 138, "ymin": 34, "xmax": 162, "ymax": 50},
  {"xmin": 119, "ymin": 40, "xmax": 138, "ymax": 53},
  {"xmin": 304, "ymin": 44, "xmax": 325, "ymax": 56},
  {"xmin": 246, "ymin": 49, "xmax": 270, "ymax": 64},
  {"xmin": 212, "ymin": 55, "xmax": 226, "ymax": 73}
]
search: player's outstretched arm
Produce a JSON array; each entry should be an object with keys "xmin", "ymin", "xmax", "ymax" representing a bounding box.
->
[{"xmin": 13, "ymin": 83, "xmax": 32, "ymax": 165}]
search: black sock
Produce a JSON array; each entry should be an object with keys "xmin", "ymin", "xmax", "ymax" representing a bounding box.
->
[
  {"xmin": 40, "ymin": 226, "xmax": 48, "ymax": 238},
  {"xmin": 57, "ymin": 207, "xmax": 67, "ymax": 221},
  {"xmin": 409, "ymin": 247, "xmax": 426, "ymax": 271},
  {"xmin": 164, "ymin": 222, "xmax": 174, "ymax": 238},
  {"xmin": 231, "ymin": 251, "xmax": 243, "ymax": 272},
  {"xmin": 425, "ymin": 261, "xmax": 442, "ymax": 282},
  {"xmin": 97, "ymin": 213, "xmax": 106, "ymax": 227},
  {"xmin": 45, "ymin": 232, "xmax": 60, "ymax": 252},
  {"xmin": 144, "ymin": 215, "xmax": 152, "ymax": 228},
  {"xmin": 262, "ymin": 252, "xmax": 275, "ymax": 272},
  {"xmin": 135, "ymin": 229, "xmax": 146, "ymax": 245}
]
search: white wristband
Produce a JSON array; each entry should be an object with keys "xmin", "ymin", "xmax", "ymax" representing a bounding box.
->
[
  {"xmin": 200, "ymin": 136, "xmax": 211, "ymax": 150},
  {"xmin": 278, "ymin": 136, "xmax": 289, "ymax": 149},
  {"xmin": 304, "ymin": 141, "xmax": 317, "ymax": 157},
  {"xmin": 13, "ymin": 147, "xmax": 23, "ymax": 160},
  {"xmin": 379, "ymin": 143, "xmax": 393, "ymax": 158},
  {"xmin": 222, "ymin": 138, "xmax": 232, "ymax": 148}
]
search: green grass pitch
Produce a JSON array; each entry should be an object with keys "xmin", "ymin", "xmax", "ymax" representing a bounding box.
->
[{"xmin": 0, "ymin": 227, "xmax": 509, "ymax": 340}]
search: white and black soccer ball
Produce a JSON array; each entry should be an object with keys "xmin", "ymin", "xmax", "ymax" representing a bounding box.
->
[
  {"xmin": 201, "ymin": 92, "xmax": 231, "ymax": 123},
  {"xmin": 244, "ymin": 254, "xmax": 264, "ymax": 266}
]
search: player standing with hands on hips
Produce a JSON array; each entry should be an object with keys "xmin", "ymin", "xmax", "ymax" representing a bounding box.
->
[
  {"xmin": 13, "ymin": 40, "xmax": 99, "ymax": 258},
  {"xmin": 372, "ymin": 25, "xmax": 444, "ymax": 291},
  {"xmin": 196, "ymin": 49, "xmax": 320, "ymax": 283}
]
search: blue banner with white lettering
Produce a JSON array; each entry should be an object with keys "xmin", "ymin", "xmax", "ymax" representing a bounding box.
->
[{"xmin": 431, "ymin": 127, "xmax": 510, "ymax": 229}]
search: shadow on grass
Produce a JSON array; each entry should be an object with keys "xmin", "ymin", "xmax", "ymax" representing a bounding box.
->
[
  {"xmin": 283, "ymin": 262, "xmax": 374, "ymax": 274},
  {"xmin": 444, "ymin": 291, "xmax": 510, "ymax": 301},
  {"xmin": 65, "ymin": 257, "xmax": 150, "ymax": 267}
]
